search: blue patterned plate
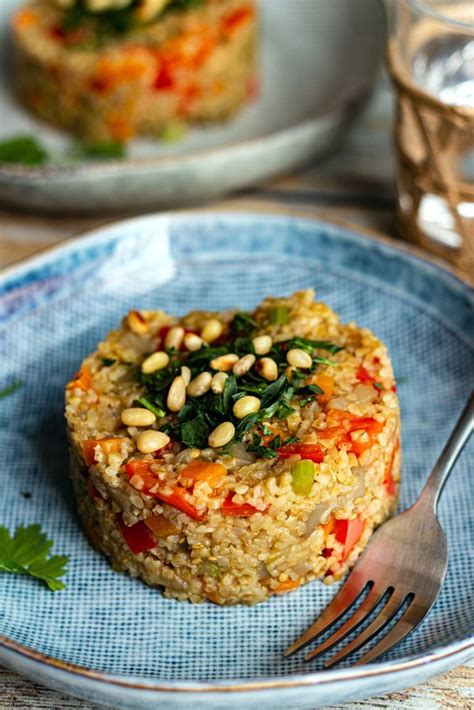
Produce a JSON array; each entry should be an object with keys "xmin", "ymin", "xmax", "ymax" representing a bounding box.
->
[{"xmin": 0, "ymin": 212, "xmax": 473, "ymax": 708}]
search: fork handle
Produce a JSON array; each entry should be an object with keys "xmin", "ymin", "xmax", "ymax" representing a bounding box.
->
[{"xmin": 417, "ymin": 392, "xmax": 474, "ymax": 513}]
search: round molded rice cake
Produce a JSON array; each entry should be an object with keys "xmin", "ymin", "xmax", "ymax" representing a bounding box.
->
[
  {"xmin": 11, "ymin": 0, "xmax": 257, "ymax": 142},
  {"xmin": 65, "ymin": 290, "xmax": 401, "ymax": 604}
]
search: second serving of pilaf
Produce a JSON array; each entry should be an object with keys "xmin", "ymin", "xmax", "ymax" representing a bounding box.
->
[{"xmin": 65, "ymin": 290, "xmax": 401, "ymax": 604}]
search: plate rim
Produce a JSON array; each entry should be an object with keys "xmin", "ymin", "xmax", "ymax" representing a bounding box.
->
[{"xmin": 0, "ymin": 208, "xmax": 473, "ymax": 695}]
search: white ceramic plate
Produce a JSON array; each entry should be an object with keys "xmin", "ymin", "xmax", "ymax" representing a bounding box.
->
[{"xmin": 0, "ymin": 0, "xmax": 387, "ymax": 211}]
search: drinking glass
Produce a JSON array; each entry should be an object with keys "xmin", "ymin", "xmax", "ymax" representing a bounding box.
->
[{"xmin": 388, "ymin": 0, "xmax": 473, "ymax": 274}]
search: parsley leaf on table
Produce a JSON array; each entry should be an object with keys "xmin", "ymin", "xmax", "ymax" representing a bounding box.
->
[
  {"xmin": 0, "ymin": 525, "xmax": 69, "ymax": 591},
  {"xmin": 0, "ymin": 381, "xmax": 23, "ymax": 399}
]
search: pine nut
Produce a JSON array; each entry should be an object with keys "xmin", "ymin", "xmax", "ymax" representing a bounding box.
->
[
  {"xmin": 201, "ymin": 318, "xmax": 223, "ymax": 343},
  {"xmin": 233, "ymin": 395, "xmax": 261, "ymax": 419},
  {"xmin": 233, "ymin": 353, "xmax": 256, "ymax": 376},
  {"xmin": 167, "ymin": 375, "xmax": 186, "ymax": 412},
  {"xmin": 256, "ymin": 357, "xmax": 278, "ymax": 381},
  {"xmin": 210, "ymin": 353, "xmax": 239, "ymax": 371},
  {"xmin": 141, "ymin": 351, "xmax": 170, "ymax": 374},
  {"xmin": 136, "ymin": 430, "xmax": 170, "ymax": 453},
  {"xmin": 252, "ymin": 335, "xmax": 272, "ymax": 355},
  {"xmin": 181, "ymin": 365, "xmax": 191, "ymax": 387},
  {"xmin": 127, "ymin": 310, "xmax": 149, "ymax": 335},
  {"xmin": 287, "ymin": 348, "xmax": 313, "ymax": 369},
  {"xmin": 208, "ymin": 421, "xmax": 235, "ymax": 448},
  {"xmin": 184, "ymin": 332, "xmax": 203, "ymax": 352},
  {"xmin": 121, "ymin": 408, "xmax": 156, "ymax": 427},
  {"xmin": 187, "ymin": 372, "xmax": 212, "ymax": 397},
  {"xmin": 211, "ymin": 372, "xmax": 228, "ymax": 394},
  {"xmin": 165, "ymin": 326, "xmax": 184, "ymax": 351}
]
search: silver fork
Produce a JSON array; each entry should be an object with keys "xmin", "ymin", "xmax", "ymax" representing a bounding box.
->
[{"xmin": 284, "ymin": 393, "xmax": 473, "ymax": 667}]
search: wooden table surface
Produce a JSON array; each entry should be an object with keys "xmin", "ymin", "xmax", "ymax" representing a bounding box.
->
[{"xmin": 0, "ymin": 80, "xmax": 472, "ymax": 708}]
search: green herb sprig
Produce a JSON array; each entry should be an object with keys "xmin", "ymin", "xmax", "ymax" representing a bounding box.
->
[
  {"xmin": 0, "ymin": 381, "xmax": 23, "ymax": 400},
  {"xmin": 0, "ymin": 525, "xmax": 69, "ymax": 591}
]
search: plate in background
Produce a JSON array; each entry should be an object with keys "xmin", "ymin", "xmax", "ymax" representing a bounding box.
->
[
  {"xmin": 0, "ymin": 211, "xmax": 473, "ymax": 708},
  {"xmin": 0, "ymin": 0, "xmax": 387, "ymax": 212}
]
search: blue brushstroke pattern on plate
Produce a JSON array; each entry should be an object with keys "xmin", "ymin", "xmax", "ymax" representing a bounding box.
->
[{"xmin": 0, "ymin": 213, "xmax": 473, "ymax": 708}]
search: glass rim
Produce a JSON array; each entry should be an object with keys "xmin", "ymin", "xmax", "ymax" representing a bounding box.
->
[{"xmin": 404, "ymin": 0, "xmax": 474, "ymax": 30}]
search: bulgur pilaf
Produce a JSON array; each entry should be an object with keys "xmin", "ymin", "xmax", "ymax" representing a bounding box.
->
[
  {"xmin": 65, "ymin": 290, "xmax": 401, "ymax": 604},
  {"xmin": 11, "ymin": 0, "xmax": 257, "ymax": 142}
]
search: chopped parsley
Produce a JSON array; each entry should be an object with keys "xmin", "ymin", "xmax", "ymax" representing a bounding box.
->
[
  {"xmin": 137, "ymin": 309, "xmax": 342, "ymax": 454},
  {"xmin": 62, "ymin": 0, "xmax": 204, "ymax": 40},
  {"xmin": 0, "ymin": 380, "xmax": 23, "ymax": 400},
  {"xmin": 0, "ymin": 137, "xmax": 48, "ymax": 166},
  {"xmin": 77, "ymin": 141, "xmax": 126, "ymax": 160},
  {"xmin": 136, "ymin": 396, "xmax": 166, "ymax": 419},
  {"xmin": 0, "ymin": 525, "xmax": 69, "ymax": 591},
  {"xmin": 101, "ymin": 358, "xmax": 117, "ymax": 367}
]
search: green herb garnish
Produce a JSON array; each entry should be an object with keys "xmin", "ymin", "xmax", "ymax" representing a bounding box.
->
[
  {"xmin": 0, "ymin": 137, "xmax": 48, "ymax": 166},
  {"xmin": 77, "ymin": 141, "xmax": 126, "ymax": 160},
  {"xmin": 101, "ymin": 358, "xmax": 117, "ymax": 367},
  {"xmin": 0, "ymin": 381, "xmax": 23, "ymax": 399},
  {"xmin": 0, "ymin": 525, "xmax": 69, "ymax": 591},
  {"xmin": 232, "ymin": 312, "xmax": 258, "ymax": 336},
  {"xmin": 137, "ymin": 396, "xmax": 166, "ymax": 419},
  {"xmin": 138, "ymin": 308, "xmax": 342, "ymax": 455}
]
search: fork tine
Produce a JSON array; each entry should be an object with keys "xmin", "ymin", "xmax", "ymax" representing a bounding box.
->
[
  {"xmin": 304, "ymin": 584, "xmax": 385, "ymax": 662},
  {"xmin": 353, "ymin": 598, "xmax": 424, "ymax": 666},
  {"xmin": 283, "ymin": 571, "xmax": 368, "ymax": 658},
  {"xmin": 323, "ymin": 591, "xmax": 406, "ymax": 668}
]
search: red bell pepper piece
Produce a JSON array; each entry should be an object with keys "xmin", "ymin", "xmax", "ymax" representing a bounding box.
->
[
  {"xmin": 125, "ymin": 460, "xmax": 204, "ymax": 520},
  {"xmin": 356, "ymin": 367, "xmax": 378, "ymax": 385},
  {"xmin": 222, "ymin": 6, "xmax": 255, "ymax": 32},
  {"xmin": 154, "ymin": 487, "xmax": 205, "ymax": 521},
  {"xmin": 383, "ymin": 438, "xmax": 399, "ymax": 496},
  {"xmin": 117, "ymin": 516, "xmax": 155, "ymax": 554},
  {"xmin": 154, "ymin": 64, "xmax": 174, "ymax": 91},
  {"xmin": 333, "ymin": 517, "xmax": 366, "ymax": 561},
  {"xmin": 221, "ymin": 494, "xmax": 265, "ymax": 517},
  {"xmin": 277, "ymin": 444, "xmax": 324, "ymax": 463}
]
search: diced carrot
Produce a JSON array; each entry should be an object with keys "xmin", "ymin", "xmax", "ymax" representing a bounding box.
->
[
  {"xmin": 221, "ymin": 495, "xmax": 266, "ymax": 517},
  {"xmin": 107, "ymin": 116, "xmax": 134, "ymax": 142},
  {"xmin": 179, "ymin": 460, "xmax": 227, "ymax": 488},
  {"xmin": 275, "ymin": 578, "xmax": 300, "ymax": 594},
  {"xmin": 322, "ymin": 517, "xmax": 335, "ymax": 536},
  {"xmin": 83, "ymin": 437, "xmax": 125, "ymax": 466},
  {"xmin": 309, "ymin": 373, "xmax": 334, "ymax": 405},
  {"xmin": 117, "ymin": 516, "xmax": 155, "ymax": 554},
  {"xmin": 13, "ymin": 9, "xmax": 39, "ymax": 30},
  {"xmin": 333, "ymin": 517, "xmax": 366, "ymax": 561},
  {"xmin": 66, "ymin": 366, "xmax": 92, "ymax": 392},
  {"xmin": 260, "ymin": 426, "xmax": 285, "ymax": 446},
  {"xmin": 145, "ymin": 514, "xmax": 179, "ymax": 538}
]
